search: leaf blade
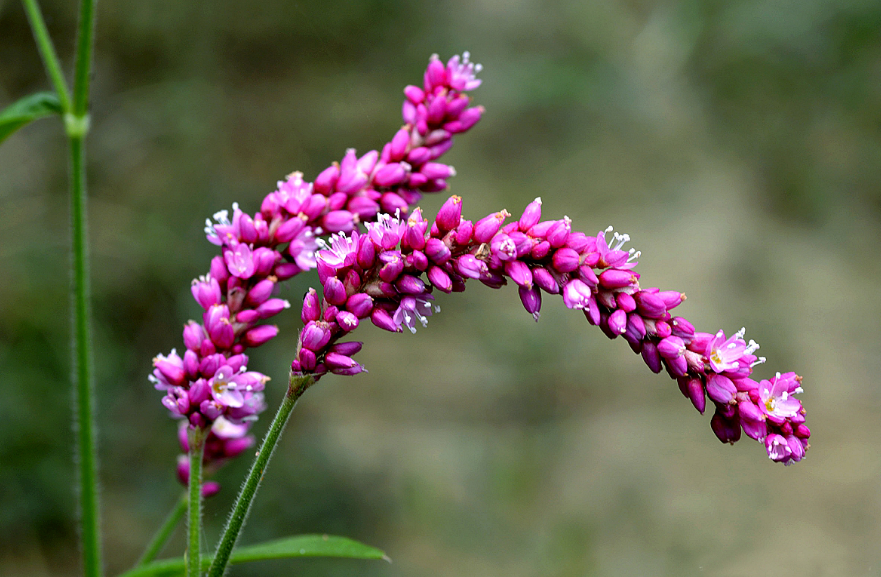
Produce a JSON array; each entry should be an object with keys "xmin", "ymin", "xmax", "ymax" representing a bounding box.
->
[
  {"xmin": 117, "ymin": 534, "xmax": 387, "ymax": 577},
  {"xmin": 0, "ymin": 92, "xmax": 63, "ymax": 144}
]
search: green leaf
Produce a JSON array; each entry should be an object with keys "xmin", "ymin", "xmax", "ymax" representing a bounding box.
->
[
  {"xmin": 0, "ymin": 92, "xmax": 63, "ymax": 144},
  {"xmin": 119, "ymin": 534, "xmax": 388, "ymax": 577}
]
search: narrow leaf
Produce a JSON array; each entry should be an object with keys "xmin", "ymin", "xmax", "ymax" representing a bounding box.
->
[
  {"xmin": 118, "ymin": 534, "xmax": 387, "ymax": 577},
  {"xmin": 0, "ymin": 92, "xmax": 62, "ymax": 144},
  {"xmin": 231, "ymin": 534, "xmax": 388, "ymax": 562}
]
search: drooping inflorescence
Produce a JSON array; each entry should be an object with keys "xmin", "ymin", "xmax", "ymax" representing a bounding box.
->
[
  {"xmin": 292, "ymin": 195, "xmax": 810, "ymax": 465},
  {"xmin": 149, "ymin": 53, "xmax": 485, "ymax": 489}
]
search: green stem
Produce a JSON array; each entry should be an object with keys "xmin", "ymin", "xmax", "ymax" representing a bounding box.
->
[
  {"xmin": 20, "ymin": 0, "xmax": 72, "ymax": 111},
  {"xmin": 187, "ymin": 426, "xmax": 208, "ymax": 577},
  {"xmin": 135, "ymin": 491, "xmax": 188, "ymax": 567},
  {"xmin": 207, "ymin": 373, "xmax": 314, "ymax": 577},
  {"xmin": 70, "ymin": 133, "xmax": 102, "ymax": 577},
  {"xmin": 72, "ymin": 0, "xmax": 98, "ymax": 116}
]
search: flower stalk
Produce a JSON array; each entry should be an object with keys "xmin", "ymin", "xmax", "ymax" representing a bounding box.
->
[{"xmin": 207, "ymin": 373, "xmax": 314, "ymax": 577}]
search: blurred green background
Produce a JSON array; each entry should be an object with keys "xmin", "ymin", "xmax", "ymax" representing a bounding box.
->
[{"xmin": 2, "ymin": 0, "xmax": 880, "ymax": 575}]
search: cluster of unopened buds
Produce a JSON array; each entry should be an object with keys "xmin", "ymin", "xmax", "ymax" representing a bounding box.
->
[{"xmin": 152, "ymin": 51, "xmax": 809, "ymax": 496}]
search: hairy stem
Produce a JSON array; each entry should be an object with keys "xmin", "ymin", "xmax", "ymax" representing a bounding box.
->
[{"xmin": 187, "ymin": 426, "xmax": 207, "ymax": 577}]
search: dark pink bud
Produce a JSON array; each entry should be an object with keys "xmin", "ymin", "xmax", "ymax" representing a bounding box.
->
[
  {"xmin": 455, "ymin": 106, "xmax": 482, "ymax": 131},
  {"xmin": 670, "ymin": 317, "xmax": 695, "ymax": 340},
  {"xmin": 301, "ymin": 321, "xmax": 331, "ymax": 351},
  {"xmin": 657, "ymin": 291, "xmax": 684, "ymax": 310},
  {"xmin": 380, "ymin": 192, "xmax": 409, "ymax": 215},
  {"xmin": 327, "ymin": 192, "xmax": 348, "ymax": 211},
  {"xmin": 188, "ymin": 378, "xmax": 210, "ymax": 406},
  {"xmin": 300, "ymin": 194, "xmax": 327, "ymax": 221},
  {"xmin": 274, "ymin": 263, "xmax": 300, "ymax": 281},
  {"xmin": 226, "ymin": 354, "xmax": 248, "ymax": 372},
  {"xmin": 237, "ymin": 309, "xmax": 259, "ymax": 324},
  {"xmin": 624, "ymin": 313, "xmax": 647, "ymax": 343},
  {"xmin": 425, "ymin": 237, "xmax": 451, "ymax": 264},
  {"xmin": 518, "ymin": 198, "xmax": 542, "ymax": 231},
  {"xmin": 371, "ymin": 308, "xmax": 401, "ymax": 332},
  {"xmin": 532, "ymin": 267, "xmax": 560, "ymax": 294},
  {"xmin": 445, "ymin": 94, "xmax": 469, "ymax": 118},
  {"xmin": 347, "ymin": 196, "xmax": 380, "ymax": 221},
  {"xmin": 456, "ymin": 254, "xmax": 486, "ymax": 279},
  {"xmin": 635, "ymin": 291, "xmax": 666, "ymax": 318},
  {"xmin": 505, "ymin": 260, "xmax": 533, "ymax": 288},
  {"xmin": 183, "ymin": 322, "xmax": 205, "ymax": 351},
  {"xmin": 210, "ymin": 255, "xmax": 229, "ymax": 285},
  {"xmin": 407, "ymin": 251, "xmax": 429, "ymax": 271},
  {"xmin": 566, "ymin": 232, "xmax": 593, "ymax": 253},
  {"xmin": 323, "ymin": 277, "xmax": 347, "ymax": 306},
  {"xmin": 404, "ymin": 85, "xmax": 425, "ymax": 104},
  {"xmin": 204, "ymin": 305, "xmax": 234, "ymax": 349},
  {"xmin": 390, "ymin": 127, "xmax": 411, "ymax": 160},
  {"xmin": 654, "ymin": 320, "xmax": 672, "ymax": 339},
  {"xmin": 608, "ymin": 309, "xmax": 627, "ymax": 335},
  {"xmin": 425, "ymin": 55, "xmax": 447, "ymax": 88},
  {"xmin": 641, "ymin": 341, "xmax": 662, "ymax": 373},
  {"xmin": 795, "ymin": 424, "xmax": 811, "ymax": 439},
  {"xmin": 275, "ymin": 216, "xmax": 306, "ymax": 243},
  {"xmin": 530, "ymin": 241, "xmax": 551, "ymax": 260},
  {"xmin": 298, "ymin": 348, "xmax": 317, "ymax": 371},
  {"xmin": 329, "ymin": 341, "xmax": 363, "ymax": 356},
  {"xmin": 346, "ymin": 293, "xmax": 374, "ymax": 318},
  {"xmin": 427, "ymin": 95, "xmax": 447, "ymax": 124},
  {"xmin": 314, "ymin": 165, "xmax": 339, "ymax": 195},
  {"xmin": 664, "ymin": 355, "xmax": 688, "ymax": 377},
  {"xmin": 546, "ymin": 218, "xmax": 571, "ymax": 248},
  {"xmin": 711, "ymin": 411, "xmax": 741, "ymax": 444},
  {"xmin": 552, "ymin": 248, "xmax": 580, "ymax": 273},
  {"xmin": 706, "ymin": 374, "xmax": 736, "ymax": 405},
  {"xmin": 616, "ymin": 292, "xmax": 636, "ymax": 312},
  {"xmin": 427, "ymin": 265, "xmax": 453, "ymax": 292},
  {"xmin": 323, "ymin": 305, "xmax": 339, "ymax": 323},
  {"xmin": 679, "ymin": 376, "xmax": 706, "ymax": 414},
  {"xmin": 402, "ymin": 100, "xmax": 418, "ymax": 125},
  {"xmin": 436, "ymin": 195, "xmax": 463, "ymax": 232},
  {"xmin": 199, "ymin": 353, "xmax": 225, "ymax": 378},
  {"xmin": 518, "ymin": 285, "xmax": 541, "ymax": 321},
  {"xmin": 246, "ymin": 279, "xmax": 275, "ymax": 306},
  {"xmin": 243, "ymin": 324, "xmax": 278, "ymax": 347},
  {"xmin": 599, "ymin": 269, "xmax": 636, "ymax": 289},
  {"xmin": 395, "ymin": 275, "xmax": 426, "ymax": 295},
  {"xmin": 191, "ymin": 277, "xmax": 222, "ymax": 310},
  {"xmin": 322, "ymin": 211, "xmax": 356, "ymax": 234},
  {"xmin": 256, "ymin": 298, "xmax": 290, "ymax": 318},
  {"xmin": 421, "ymin": 162, "xmax": 455, "ymax": 180},
  {"xmin": 474, "ymin": 211, "xmax": 508, "ymax": 243},
  {"xmin": 374, "ymin": 163, "xmax": 409, "ymax": 187},
  {"xmin": 301, "ymin": 288, "xmax": 321, "ymax": 323},
  {"xmin": 336, "ymin": 311, "xmax": 359, "ymax": 332},
  {"xmin": 657, "ymin": 336, "xmax": 686, "ymax": 359},
  {"xmin": 379, "ymin": 253, "xmax": 405, "ymax": 283},
  {"xmin": 455, "ymin": 220, "xmax": 474, "ymax": 245},
  {"xmin": 406, "ymin": 146, "xmax": 431, "ymax": 166}
]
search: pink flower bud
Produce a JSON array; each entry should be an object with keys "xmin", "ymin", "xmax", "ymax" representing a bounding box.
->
[
  {"xmin": 246, "ymin": 279, "xmax": 275, "ymax": 306},
  {"xmin": 323, "ymin": 277, "xmax": 348, "ymax": 306},
  {"xmin": 707, "ymin": 374, "xmax": 737, "ymax": 405},
  {"xmin": 336, "ymin": 311, "xmax": 359, "ymax": 332},
  {"xmin": 552, "ymin": 247, "xmax": 580, "ymax": 273},
  {"xmin": 532, "ymin": 267, "xmax": 560, "ymax": 294},
  {"xmin": 518, "ymin": 198, "xmax": 542, "ymax": 231},
  {"xmin": 371, "ymin": 307, "xmax": 401, "ymax": 332},
  {"xmin": 301, "ymin": 321, "xmax": 331, "ymax": 352},
  {"xmin": 427, "ymin": 266, "xmax": 453, "ymax": 292},
  {"xmin": 425, "ymin": 237, "xmax": 451, "ymax": 264},
  {"xmin": 436, "ymin": 195, "xmax": 463, "ymax": 232},
  {"xmin": 505, "ymin": 260, "xmax": 533, "ymax": 288},
  {"xmin": 243, "ymin": 325, "xmax": 277, "ymax": 347},
  {"xmin": 641, "ymin": 341, "xmax": 662, "ymax": 373},
  {"xmin": 346, "ymin": 293, "xmax": 374, "ymax": 318}
]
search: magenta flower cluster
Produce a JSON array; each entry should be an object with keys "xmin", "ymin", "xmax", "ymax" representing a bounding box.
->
[
  {"xmin": 150, "ymin": 53, "xmax": 484, "ymax": 488},
  {"xmin": 291, "ymin": 195, "xmax": 810, "ymax": 465}
]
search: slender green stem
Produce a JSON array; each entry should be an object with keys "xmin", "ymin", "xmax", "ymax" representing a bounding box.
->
[
  {"xmin": 20, "ymin": 0, "xmax": 72, "ymax": 111},
  {"xmin": 70, "ymin": 133, "xmax": 102, "ymax": 577},
  {"xmin": 135, "ymin": 491, "xmax": 188, "ymax": 567},
  {"xmin": 72, "ymin": 0, "xmax": 98, "ymax": 116},
  {"xmin": 187, "ymin": 426, "xmax": 208, "ymax": 577},
  {"xmin": 207, "ymin": 373, "xmax": 314, "ymax": 577}
]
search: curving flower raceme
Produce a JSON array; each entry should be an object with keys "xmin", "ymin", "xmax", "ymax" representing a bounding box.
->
[
  {"xmin": 291, "ymin": 196, "xmax": 810, "ymax": 465},
  {"xmin": 149, "ymin": 53, "xmax": 484, "ymax": 487}
]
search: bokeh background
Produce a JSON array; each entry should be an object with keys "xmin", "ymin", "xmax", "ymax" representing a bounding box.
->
[{"xmin": 2, "ymin": 0, "xmax": 880, "ymax": 575}]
